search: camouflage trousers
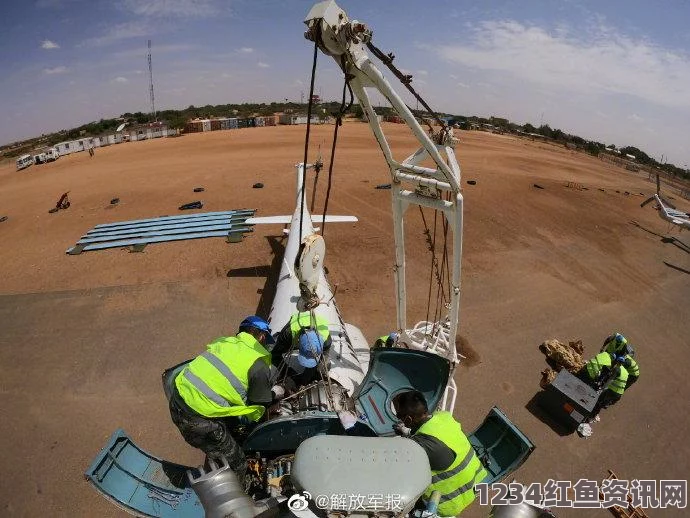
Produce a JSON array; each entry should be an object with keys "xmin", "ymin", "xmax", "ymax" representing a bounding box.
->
[{"xmin": 169, "ymin": 391, "xmax": 247, "ymax": 479}]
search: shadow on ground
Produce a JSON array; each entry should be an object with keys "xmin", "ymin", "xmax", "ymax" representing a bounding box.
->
[
  {"xmin": 630, "ymin": 220, "xmax": 690, "ymax": 254},
  {"xmin": 525, "ymin": 392, "xmax": 574, "ymax": 438},
  {"xmin": 226, "ymin": 235, "xmax": 286, "ymax": 318},
  {"xmin": 663, "ymin": 262, "xmax": 690, "ymax": 275}
]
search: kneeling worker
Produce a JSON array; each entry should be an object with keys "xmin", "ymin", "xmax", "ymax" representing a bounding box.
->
[
  {"xmin": 577, "ymin": 351, "xmax": 630, "ymax": 417},
  {"xmin": 271, "ymin": 311, "xmax": 331, "ymax": 385},
  {"xmin": 338, "ymin": 390, "xmax": 487, "ymax": 516},
  {"xmin": 373, "ymin": 332, "xmax": 399, "ymax": 348},
  {"xmin": 601, "ymin": 333, "xmax": 639, "ymax": 389},
  {"xmin": 169, "ymin": 315, "xmax": 286, "ymax": 477}
]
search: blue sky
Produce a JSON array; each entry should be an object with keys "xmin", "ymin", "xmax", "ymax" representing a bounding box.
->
[{"xmin": 1, "ymin": 0, "xmax": 689, "ymax": 166}]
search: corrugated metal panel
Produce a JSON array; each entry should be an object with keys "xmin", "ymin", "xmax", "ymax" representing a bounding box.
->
[
  {"xmin": 210, "ymin": 120, "xmax": 221, "ymax": 131},
  {"xmin": 202, "ymin": 120, "xmax": 211, "ymax": 132},
  {"xmin": 237, "ymin": 118, "xmax": 249, "ymax": 128},
  {"xmin": 254, "ymin": 117, "xmax": 265, "ymax": 127},
  {"xmin": 67, "ymin": 227, "xmax": 252, "ymax": 254},
  {"xmin": 228, "ymin": 118, "xmax": 238, "ymax": 129}
]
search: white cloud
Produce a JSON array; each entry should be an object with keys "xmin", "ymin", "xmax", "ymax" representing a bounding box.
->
[
  {"xmin": 238, "ymin": 47, "xmax": 254, "ymax": 53},
  {"xmin": 457, "ymin": 82, "xmax": 469, "ymax": 88},
  {"xmin": 113, "ymin": 76, "xmax": 129, "ymax": 83},
  {"xmin": 435, "ymin": 20, "xmax": 690, "ymax": 109},
  {"xmin": 120, "ymin": 0, "xmax": 225, "ymax": 18},
  {"xmin": 41, "ymin": 40, "xmax": 60, "ymax": 50},
  {"xmin": 81, "ymin": 21, "xmax": 152, "ymax": 47},
  {"xmin": 257, "ymin": 62, "xmax": 269, "ymax": 68},
  {"xmin": 417, "ymin": 70, "xmax": 428, "ymax": 76},
  {"xmin": 627, "ymin": 113, "xmax": 643, "ymax": 122},
  {"xmin": 43, "ymin": 66, "xmax": 67, "ymax": 75}
]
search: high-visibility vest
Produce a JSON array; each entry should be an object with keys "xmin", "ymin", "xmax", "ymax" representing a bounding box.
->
[
  {"xmin": 624, "ymin": 355, "xmax": 640, "ymax": 378},
  {"xmin": 603, "ymin": 334, "xmax": 627, "ymax": 354},
  {"xmin": 585, "ymin": 352, "xmax": 613, "ymax": 380},
  {"xmin": 374, "ymin": 335, "xmax": 394, "ymax": 347},
  {"xmin": 289, "ymin": 312, "xmax": 330, "ymax": 344},
  {"xmin": 606, "ymin": 366, "xmax": 629, "ymax": 395},
  {"xmin": 415, "ymin": 412, "xmax": 488, "ymax": 517},
  {"xmin": 175, "ymin": 332, "xmax": 271, "ymax": 421}
]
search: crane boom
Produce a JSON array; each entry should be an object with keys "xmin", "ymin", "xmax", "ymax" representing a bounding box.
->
[{"xmin": 304, "ymin": 0, "xmax": 464, "ymax": 410}]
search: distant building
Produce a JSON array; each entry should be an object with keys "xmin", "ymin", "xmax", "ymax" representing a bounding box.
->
[
  {"xmin": 279, "ymin": 114, "xmax": 322, "ymax": 125},
  {"xmin": 625, "ymin": 153, "xmax": 636, "ymax": 161},
  {"xmin": 55, "ymin": 138, "xmax": 92, "ymax": 155},
  {"xmin": 128, "ymin": 122, "xmax": 172, "ymax": 141}
]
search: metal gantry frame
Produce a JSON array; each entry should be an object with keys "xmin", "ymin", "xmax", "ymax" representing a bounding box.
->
[{"xmin": 305, "ymin": 1, "xmax": 464, "ymax": 411}]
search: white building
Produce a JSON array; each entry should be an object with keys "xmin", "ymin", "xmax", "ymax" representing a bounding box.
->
[
  {"xmin": 129, "ymin": 123, "xmax": 173, "ymax": 141},
  {"xmin": 279, "ymin": 114, "xmax": 323, "ymax": 125},
  {"xmin": 55, "ymin": 138, "xmax": 92, "ymax": 156}
]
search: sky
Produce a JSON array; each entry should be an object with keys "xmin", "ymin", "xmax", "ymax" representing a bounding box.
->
[{"xmin": 1, "ymin": 0, "xmax": 689, "ymax": 166}]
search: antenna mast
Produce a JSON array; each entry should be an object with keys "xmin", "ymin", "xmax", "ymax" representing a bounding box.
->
[{"xmin": 147, "ymin": 40, "xmax": 156, "ymax": 121}]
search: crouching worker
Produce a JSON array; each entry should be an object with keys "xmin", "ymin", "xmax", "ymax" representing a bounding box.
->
[
  {"xmin": 271, "ymin": 311, "xmax": 332, "ymax": 387},
  {"xmin": 577, "ymin": 351, "xmax": 630, "ymax": 419},
  {"xmin": 373, "ymin": 332, "xmax": 399, "ymax": 348},
  {"xmin": 168, "ymin": 316, "xmax": 287, "ymax": 478},
  {"xmin": 337, "ymin": 390, "xmax": 487, "ymax": 516}
]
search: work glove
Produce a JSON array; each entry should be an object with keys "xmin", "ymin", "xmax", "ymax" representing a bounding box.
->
[
  {"xmin": 393, "ymin": 422, "xmax": 412, "ymax": 437},
  {"xmin": 271, "ymin": 385, "xmax": 286, "ymax": 400},
  {"xmin": 337, "ymin": 411, "xmax": 357, "ymax": 430}
]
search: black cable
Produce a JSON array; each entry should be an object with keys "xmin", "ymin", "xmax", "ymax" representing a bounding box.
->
[
  {"xmin": 419, "ymin": 207, "xmax": 434, "ymax": 326},
  {"xmin": 321, "ymin": 57, "xmax": 353, "ymax": 238},
  {"xmin": 300, "ymin": 38, "xmax": 319, "ymax": 245},
  {"xmin": 366, "ymin": 41, "xmax": 447, "ymax": 131}
]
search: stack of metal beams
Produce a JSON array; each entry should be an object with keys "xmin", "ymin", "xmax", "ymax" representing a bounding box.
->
[{"xmin": 66, "ymin": 209, "xmax": 255, "ymax": 255}]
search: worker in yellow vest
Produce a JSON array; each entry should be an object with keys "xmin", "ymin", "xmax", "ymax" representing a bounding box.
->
[
  {"xmin": 336, "ymin": 392, "xmax": 488, "ymax": 515},
  {"xmin": 392, "ymin": 391, "xmax": 488, "ymax": 516},
  {"xmin": 577, "ymin": 351, "xmax": 630, "ymax": 420},
  {"xmin": 271, "ymin": 311, "xmax": 332, "ymax": 387},
  {"xmin": 169, "ymin": 316, "xmax": 286, "ymax": 477},
  {"xmin": 600, "ymin": 333, "xmax": 640, "ymax": 389},
  {"xmin": 373, "ymin": 332, "xmax": 399, "ymax": 348}
]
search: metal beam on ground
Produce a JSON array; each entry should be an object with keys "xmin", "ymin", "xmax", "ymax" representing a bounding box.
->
[
  {"xmin": 83, "ymin": 215, "xmax": 253, "ymax": 239},
  {"xmin": 87, "ymin": 214, "xmax": 251, "ymax": 234},
  {"xmin": 66, "ymin": 227, "xmax": 253, "ymax": 255},
  {"xmin": 78, "ymin": 223, "xmax": 247, "ymax": 244},
  {"xmin": 92, "ymin": 210, "xmax": 255, "ymax": 230}
]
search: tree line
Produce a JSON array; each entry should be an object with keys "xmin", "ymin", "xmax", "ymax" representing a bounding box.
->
[{"xmin": 1, "ymin": 102, "xmax": 687, "ymax": 180}]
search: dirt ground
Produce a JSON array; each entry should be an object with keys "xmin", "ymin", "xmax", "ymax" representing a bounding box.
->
[{"xmin": 0, "ymin": 124, "xmax": 688, "ymax": 517}]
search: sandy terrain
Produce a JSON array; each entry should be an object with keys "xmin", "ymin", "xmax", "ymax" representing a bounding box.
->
[{"xmin": 0, "ymin": 123, "xmax": 688, "ymax": 517}]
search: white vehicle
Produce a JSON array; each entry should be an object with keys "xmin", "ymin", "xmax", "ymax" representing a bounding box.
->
[
  {"xmin": 33, "ymin": 153, "xmax": 47, "ymax": 165},
  {"xmin": 15, "ymin": 154, "xmax": 33, "ymax": 171},
  {"xmin": 45, "ymin": 148, "xmax": 60, "ymax": 162}
]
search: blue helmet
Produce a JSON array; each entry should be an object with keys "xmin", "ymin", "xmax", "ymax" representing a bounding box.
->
[
  {"xmin": 297, "ymin": 329, "xmax": 324, "ymax": 368},
  {"xmin": 239, "ymin": 315, "xmax": 275, "ymax": 344}
]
